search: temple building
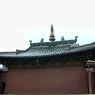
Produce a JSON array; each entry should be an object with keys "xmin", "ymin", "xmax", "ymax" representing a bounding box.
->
[{"xmin": 0, "ymin": 25, "xmax": 95, "ymax": 94}]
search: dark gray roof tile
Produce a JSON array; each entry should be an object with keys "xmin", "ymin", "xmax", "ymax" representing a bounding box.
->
[{"xmin": 0, "ymin": 41, "xmax": 95, "ymax": 58}]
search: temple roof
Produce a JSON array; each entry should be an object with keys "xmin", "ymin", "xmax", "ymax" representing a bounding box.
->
[
  {"xmin": 0, "ymin": 42, "xmax": 95, "ymax": 58},
  {"xmin": 0, "ymin": 25, "xmax": 95, "ymax": 58}
]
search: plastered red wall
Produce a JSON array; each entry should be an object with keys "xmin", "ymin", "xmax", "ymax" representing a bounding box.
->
[{"xmin": 4, "ymin": 66, "xmax": 88, "ymax": 94}]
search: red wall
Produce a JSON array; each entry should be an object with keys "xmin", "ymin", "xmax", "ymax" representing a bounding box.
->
[{"xmin": 4, "ymin": 66, "xmax": 88, "ymax": 94}]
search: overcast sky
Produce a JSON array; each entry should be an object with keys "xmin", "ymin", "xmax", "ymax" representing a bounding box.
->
[{"xmin": 0, "ymin": 0, "xmax": 95, "ymax": 51}]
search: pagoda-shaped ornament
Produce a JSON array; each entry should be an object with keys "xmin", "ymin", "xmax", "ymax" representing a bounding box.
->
[{"xmin": 49, "ymin": 25, "xmax": 56, "ymax": 42}]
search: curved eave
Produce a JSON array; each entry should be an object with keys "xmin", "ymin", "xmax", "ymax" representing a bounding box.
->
[{"xmin": 0, "ymin": 44, "xmax": 95, "ymax": 59}]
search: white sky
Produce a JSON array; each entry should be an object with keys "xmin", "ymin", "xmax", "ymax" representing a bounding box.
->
[{"xmin": 0, "ymin": 0, "xmax": 95, "ymax": 51}]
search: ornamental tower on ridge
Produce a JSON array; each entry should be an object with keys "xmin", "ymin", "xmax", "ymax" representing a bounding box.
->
[{"xmin": 49, "ymin": 25, "xmax": 56, "ymax": 42}]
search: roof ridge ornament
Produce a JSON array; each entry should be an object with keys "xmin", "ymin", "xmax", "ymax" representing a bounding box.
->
[
  {"xmin": 61, "ymin": 36, "xmax": 65, "ymax": 41},
  {"xmin": 75, "ymin": 36, "xmax": 78, "ymax": 42},
  {"xmin": 49, "ymin": 24, "xmax": 56, "ymax": 42},
  {"xmin": 40, "ymin": 38, "xmax": 44, "ymax": 43},
  {"xmin": 29, "ymin": 40, "xmax": 32, "ymax": 46}
]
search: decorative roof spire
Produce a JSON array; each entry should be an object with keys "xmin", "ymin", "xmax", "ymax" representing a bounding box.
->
[{"xmin": 49, "ymin": 24, "xmax": 55, "ymax": 42}]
